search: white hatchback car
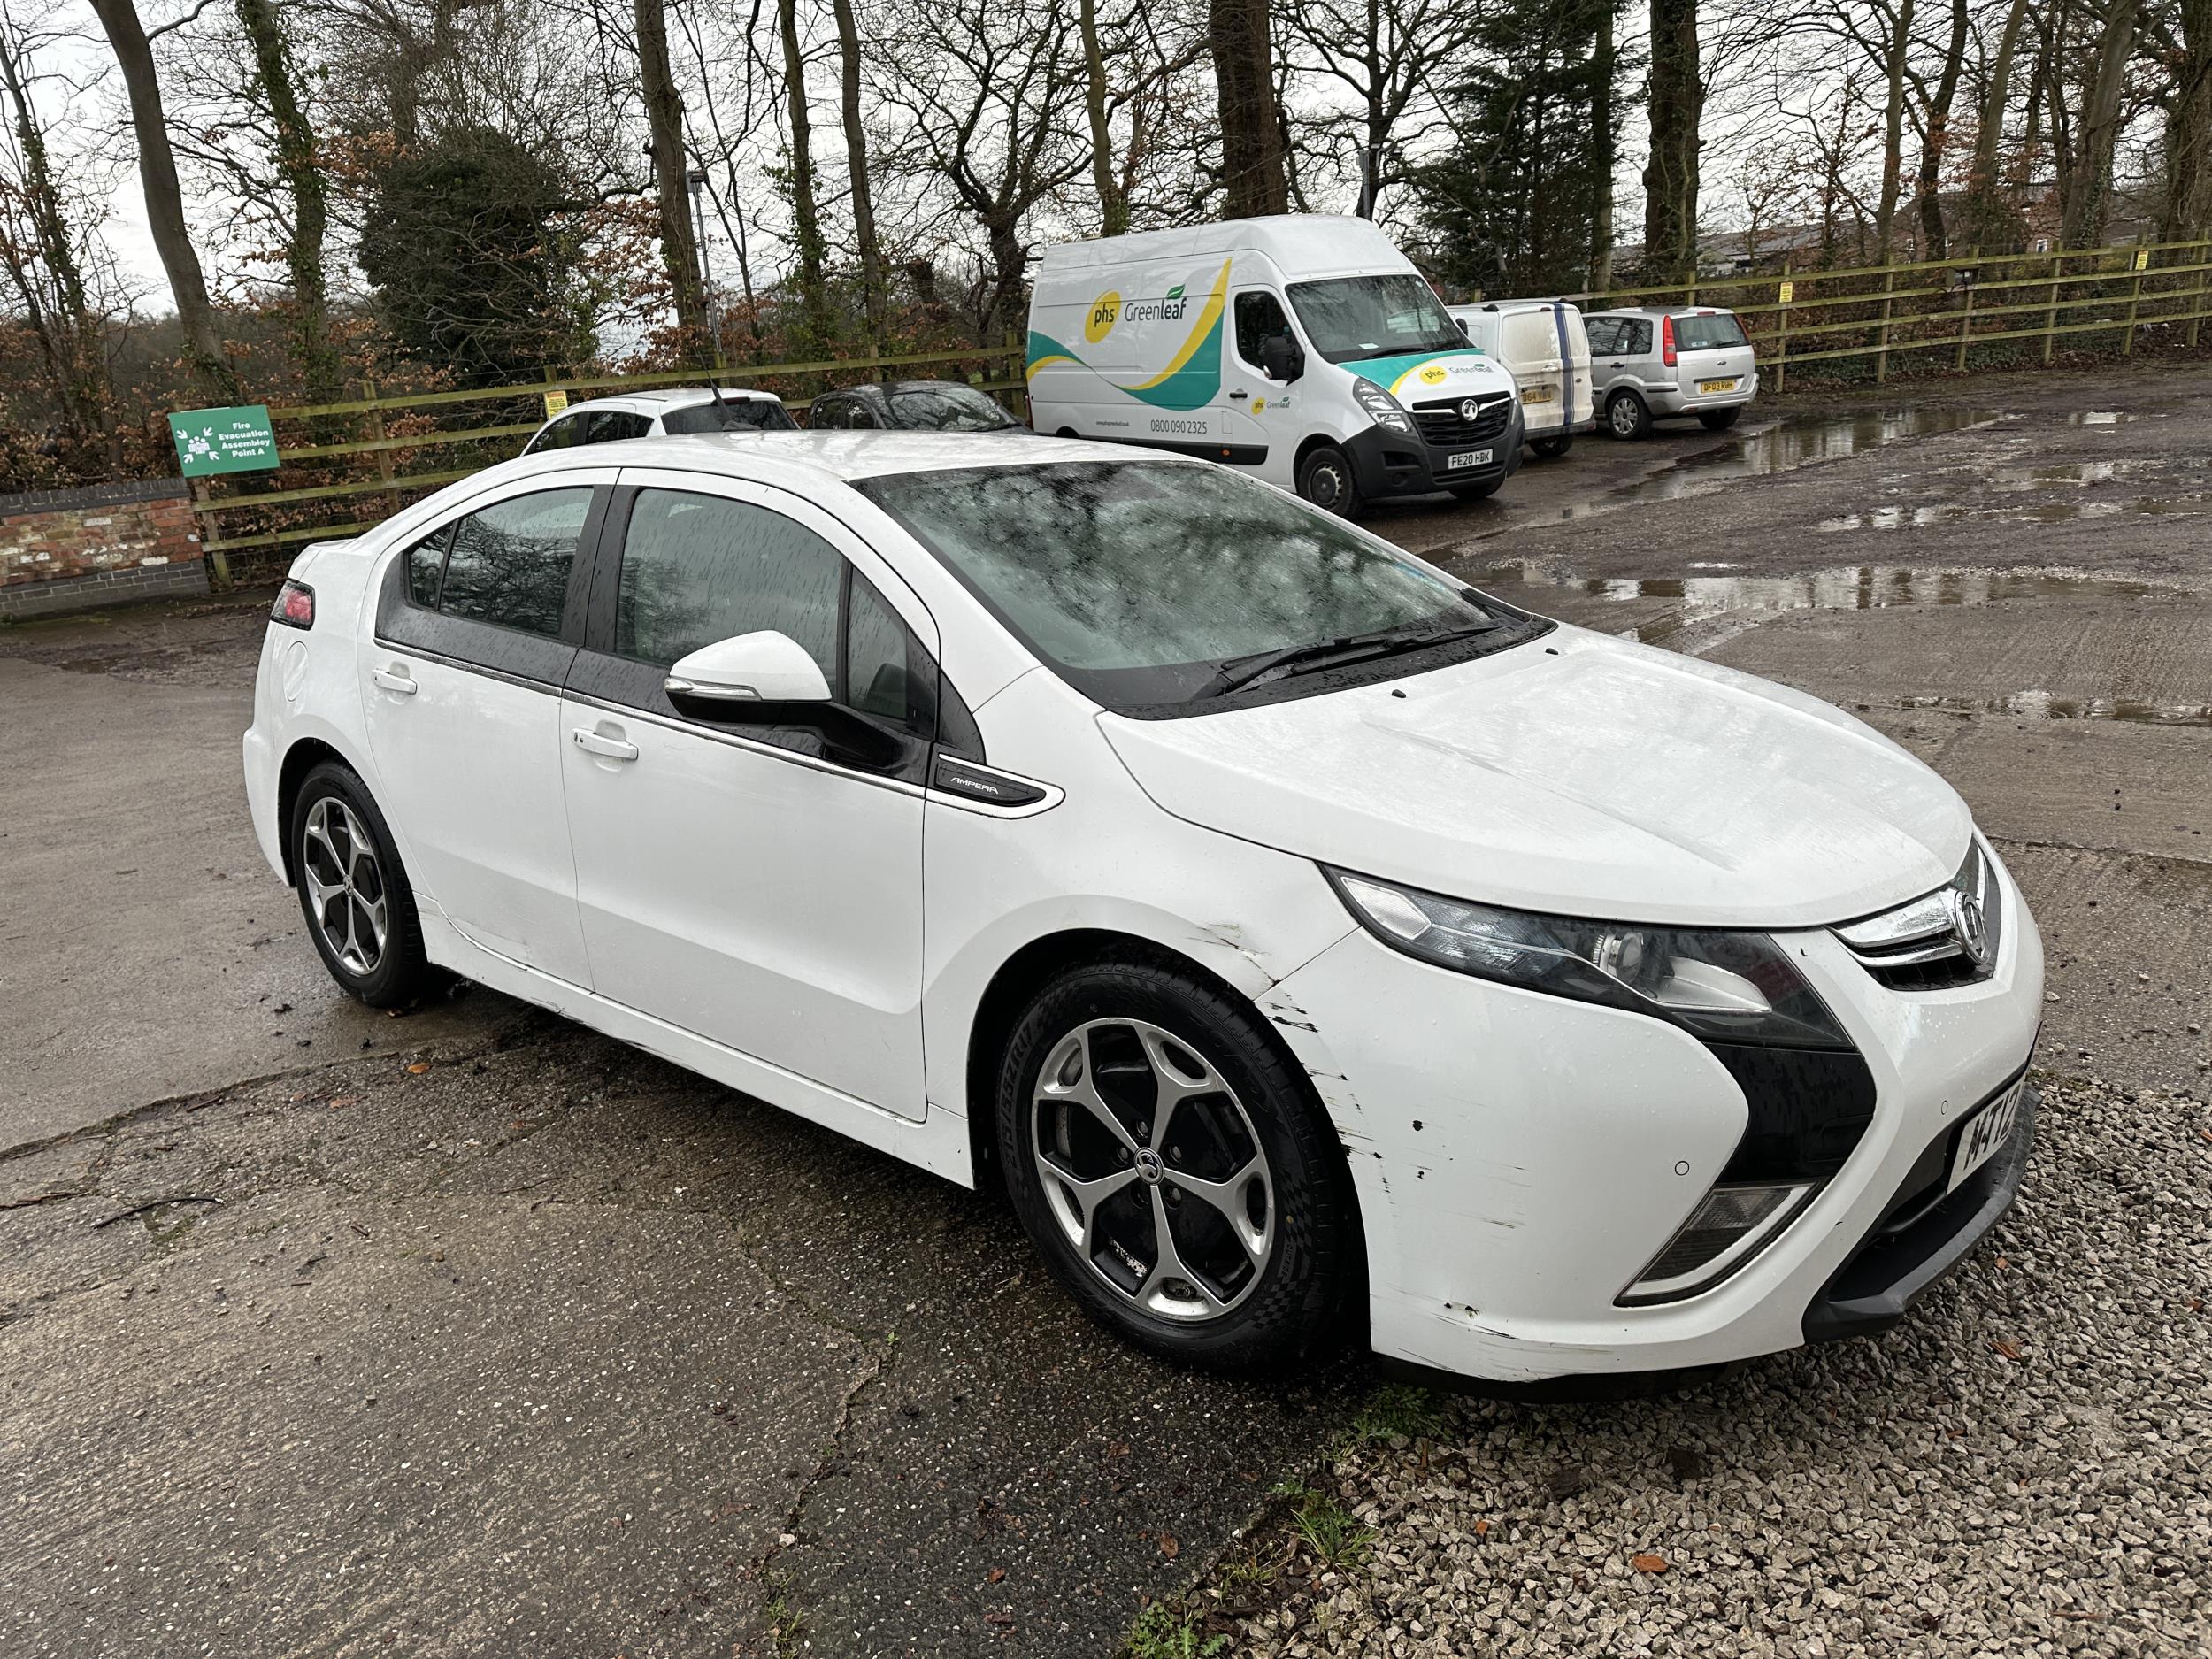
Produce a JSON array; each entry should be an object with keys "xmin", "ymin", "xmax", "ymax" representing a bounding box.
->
[
  {"xmin": 521, "ymin": 387, "xmax": 795, "ymax": 455},
  {"xmin": 245, "ymin": 434, "xmax": 2042, "ymax": 1387}
]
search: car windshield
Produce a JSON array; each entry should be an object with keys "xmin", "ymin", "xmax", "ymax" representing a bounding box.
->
[
  {"xmin": 1287, "ymin": 274, "xmax": 1466, "ymax": 364},
  {"xmin": 856, "ymin": 460, "xmax": 1538, "ymax": 713},
  {"xmin": 887, "ymin": 385, "xmax": 1021, "ymax": 432},
  {"xmin": 1673, "ymin": 312, "xmax": 1748, "ymax": 350},
  {"xmin": 660, "ymin": 398, "xmax": 797, "ymax": 434}
]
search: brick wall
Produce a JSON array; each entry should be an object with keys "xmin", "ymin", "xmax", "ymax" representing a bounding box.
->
[{"xmin": 0, "ymin": 478, "xmax": 209, "ymax": 619}]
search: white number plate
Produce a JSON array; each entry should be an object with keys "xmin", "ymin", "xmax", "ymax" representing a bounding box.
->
[
  {"xmin": 1947, "ymin": 1076, "xmax": 2026, "ymax": 1193},
  {"xmin": 1447, "ymin": 449, "xmax": 1493, "ymax": 471}
]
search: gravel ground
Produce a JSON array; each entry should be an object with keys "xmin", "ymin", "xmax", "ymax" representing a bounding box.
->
[{"xmin": 1149, "ymin": 1077, "xmax": 2211, "ymax": 1658}]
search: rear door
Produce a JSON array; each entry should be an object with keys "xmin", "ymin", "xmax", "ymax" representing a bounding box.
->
[
  {"xmin": 1672, "ymin": 310, "xmax": 1753, "ymax": 403},
  {"xmin": 362, "ymin": 473, "xmax": 611, "ymax": 983},
  {"xmin": 557, "ymin": 469, "xmax": 936, "ymax": 1119}
]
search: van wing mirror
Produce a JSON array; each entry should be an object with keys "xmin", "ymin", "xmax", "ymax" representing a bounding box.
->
[
  {"xmin": 664, "ymin": 630, "xmax": 832, "ymax": 712},
  {"xmin": 1257, "ymin": 334, "xmax": 1304, "ymax": 383}
]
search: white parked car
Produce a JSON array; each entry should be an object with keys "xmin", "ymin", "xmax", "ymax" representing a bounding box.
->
[
  {"xmin": 521, "ymin": 387, "xmax": 795, "ymax": 455},
  {"xmin": 244, "ymin": 434, "xmax": 2042, "ymax": 1388}
]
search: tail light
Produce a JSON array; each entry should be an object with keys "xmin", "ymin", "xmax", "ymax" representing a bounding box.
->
[
  {"xmin": 272, "ymin": 579, "xmax": 315, "ymax": 629},
  {"xmin": 1661, "ymin": 314, "xmax": 1678, "ymax": 368}
]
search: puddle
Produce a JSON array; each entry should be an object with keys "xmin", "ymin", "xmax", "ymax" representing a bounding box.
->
[
  {"xmin": 1460, "ymin": 559, "xmax": 2164, "ymax": 648},
  {"xmin": 2070, "ymin": 411, "xmax": 2135, "ymax": 425},
  {"xmin": 1544, "ymin": 407, "xmax": 2015, "ymax": 524},
  {"xmin": 1901, "ymin": 691, "xmax": 2212, "ymax": 726},
  {"xmin": 1815, "ymin": 492, "xmax": 2205, "ymax": 531}
]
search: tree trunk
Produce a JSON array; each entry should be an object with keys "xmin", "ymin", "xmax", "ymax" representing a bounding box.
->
[
  {"xmin": 777, "ymin": 0, "xmax": 833, "ymax": 355},
  {"xmin": 829, "ymin": 0, "xmax": 887, "ymax": 355},
  {"xmin": 634, "ymin": 0, "xmax": 708, "ymax": 357},
  {"xmin": 236, "ymin": 0, "xmax": 340, "ymax": 404},
  {"xmin": 1874, "ymin": 0, "xmax": 1918, "ymax": 264},
  {"xmin": 1079, "ymin": 0, "xmax": 1128, "ymax": 235},
  {"xmin": 2065, "ymin": 0, "xmax": 2140, "ymax": 247},
  {"xmin": 1915, "ymin": 0, "xmax": 1968, "ymax": 259},
  {"xmin": 1962, "ymin": 0, "xmax": 2030, "ymax": 251},
  {"xmin": 2164, "ymin": 0, "xmax": 2212, "ymax": 241},
  {"xmin": 1210, "ymin": 0, "xmax": 1287, "ymax": 217},
  {"xmin": 1590, "ymin": 0, "xmax": 1617, "ymax": 288},
  {"xmin": 87, "ymin": 0, "xmax": 234, "ymax": 397},
  {"xmin": 1640, "ymin": 0, "xmax": 1701, "ymax": 278}
]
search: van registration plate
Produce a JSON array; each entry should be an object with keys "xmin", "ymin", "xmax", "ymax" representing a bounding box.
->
[
  {"xmin": 1947, "ymin": 1075, "xmax": 2026, "ymax": 1194},
  {"xmin": 1446, "ymin": 449, "xmax": 1493, "ymax": 471},
  {"xmin": 1698, "ymin": 377, "xmax": 1740, "ymax": 394}
]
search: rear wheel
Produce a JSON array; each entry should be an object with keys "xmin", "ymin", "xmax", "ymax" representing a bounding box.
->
[
  {"xmin": 1295, "ymin": 444, "xmax": 1361, "ymax": 517},
  {"xmin": 1607, "ymin": 390, "xmax": 1652, "ymax": 440},
  {"xmin": 1530, "ymin": 434, "xmax": 1573, "ymax": 459},
  {"xmin": 995, "ymin": 959, "xmax": 1358, "ymax": 1371},
  {"xmin": 290, "ymin": 761, "xmax": 437, "ymax": 1008},
  {"xmin": 1698, "ymin": 406, "xmax": 1743, "ymax": 431}
]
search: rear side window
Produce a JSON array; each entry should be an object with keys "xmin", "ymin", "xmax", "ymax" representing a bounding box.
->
[
  {"xmin": 438, "ymin": 488, "xmax": 593, "ymax": 637},
  {"xmin": 1675, "ymin": 311, "xmax": 1748, "ymax": 350},
  {"xmin": 661, "ymin": 399, "xmax": 797, "ymax": 434},
  {"xmin": 583, "ymin": 410, "xmax": 652, "ymax": 443},
  {"xmin": 614, "ymin": 489, "xmax": 842, "ymax": 679},
  {"xmin": 1626, "ymin": 319, "xmax": 1654, "ymax": 354},
  {"xmin": 526, "ymin": 413, "xmax": 586, "ymax": 455}
]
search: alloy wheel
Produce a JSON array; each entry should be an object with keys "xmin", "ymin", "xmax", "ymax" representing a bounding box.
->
[
  {"xmin": 1031, "ymin": 1018, "xmax": 1275, "ymax": 1322},
  {"xmin": 301, "ymin": 796, "xmax": 388, "ymax": 976}
]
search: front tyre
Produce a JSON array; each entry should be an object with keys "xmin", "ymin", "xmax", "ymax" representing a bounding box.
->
[
  {"xmin": 1530, "ymin": 434, "xmax": 1573, "ymax": 458},
  {"xmin": 290, "ymin": 761, "xmax": 437, "ymax": 1009},
  {"xmin": 995, "ymin": 960, "xmax": 1359, "ymax": 1371},
  {"xmin": 1295, "ymin": 443, "xmax": 1362, "ymax": 517}
]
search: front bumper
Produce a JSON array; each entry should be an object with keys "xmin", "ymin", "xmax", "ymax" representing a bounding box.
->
[
  {"xmin": 1345, "ymin": 412, "xmax": 1524, "ymax": 501},
  {"xmin": 1269, "ymin": 840, "xmax": 2043, "ymax": 1383}
]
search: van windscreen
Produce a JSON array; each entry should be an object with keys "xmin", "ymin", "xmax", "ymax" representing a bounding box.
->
[
  {"xmin": 1673, "ymin": 313, "xmax": 1748, "ymax": 350},
  {"xmin": 1286, "ymin": 275, "xmax": 1465, "ymax": 365}
]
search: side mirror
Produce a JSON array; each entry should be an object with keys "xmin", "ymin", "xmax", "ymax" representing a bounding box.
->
[
  {"xmin": 1257, "ymin": 334, "xmax": 1304, "ymax": 383},
  {"xmin": 664, "ymin": 630, "xmax": 830, "ymax": 710}
]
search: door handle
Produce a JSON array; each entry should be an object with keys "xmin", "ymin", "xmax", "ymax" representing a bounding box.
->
[
  {"xmin": 373, "ymin": 666, "xmax": 417, "ymax": 695},
  {"xmin": 572, "ymin": 726, "xmax": 638, "ymax": 762},
  {"xmin": 1228, "ymin": 389, "xmax": 1248, "ymax": 400}
]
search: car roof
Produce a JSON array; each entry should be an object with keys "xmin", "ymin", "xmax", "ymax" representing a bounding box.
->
[
  {"xmin": 560, "ymin": 387, "xmax": 785, "ymax": 415},
  {"xmin": 1587, "ymin": 305, "xmax": 1738, "ymax": 319},
  {"xmin": 493, "ymin": 430, "xmax": 1128, "ymax": 489}
]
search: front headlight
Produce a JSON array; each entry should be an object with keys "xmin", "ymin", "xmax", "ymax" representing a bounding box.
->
[
  {"xmin": 1325, "ymin": 868, "xmax": 1849, "ymax": 1049},
  {"xmin": 1351, "ymin": 376, "xmax": 1417, "ymax": 434}
]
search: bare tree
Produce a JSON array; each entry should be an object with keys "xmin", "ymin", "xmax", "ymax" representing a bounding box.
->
[
  {"xmin": 635, "ymin": 0, "xmax": 709, "ymax": 355},
  {"xmin": 1210, "ymin": 0, "xmax": 1286, "ymax": 215},
  {"xmin": 234, "ymin": 0, "xmax": 341, "ymax": 402},
  {"xmin": 2166, "ymin": 0, "xmax": 2212, "ymax": 240},
  {"xmin": 1961, "ymin": 0, "xmax": 2031, "ymax": 250},
  {"xmin": 777, "ymin": 0, "xmax": 833, "ymax": 352},
  {"xmin": 2065, "ymin": 0, "xmax": 2142, "ymax": 245},
  {"xmin": 1912, "ymin": 0, "xmax": 1968, "ymax": 257},
  {"xmin": 829, "ymin": 0, "xmax": 885, "ymax": 353},
  {"xmin": 1643, "ymin": 0, "xmax": 1703, "ymax": 276}
]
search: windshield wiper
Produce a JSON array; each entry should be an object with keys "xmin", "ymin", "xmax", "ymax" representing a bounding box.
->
[{"xmin": 1194, "ymin": 619, "xmax": 1500, "ymax": 700}]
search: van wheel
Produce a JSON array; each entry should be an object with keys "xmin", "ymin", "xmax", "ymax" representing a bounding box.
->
[
  {"xmin": 1606, "ymin": 391, "xmax": 1652, "ymax": 440},
  {"xmin": 1531, "ymin": 434, "xmax": 1573, "ymax": 458},
  {"xmin": 995, "ymin": 959, "xmax": 1359, "ymax": 1371},
  {"xmin": 1698, "ymin": 407, "xmax": 1742, "ymax": 432},
  {"xmin": 1295, "ymin": 445, "xmax": 1361, "ymax": 517},
  {"xmin": 1056, "ymin": 427, "xmax": 1079, "ymax": 438},
  {"xmin": 290, "ymin": 761, "xmax": 438, "ymax": 1008}
]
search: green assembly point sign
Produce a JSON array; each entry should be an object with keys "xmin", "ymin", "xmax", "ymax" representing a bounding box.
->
[{"xmin": 168, "ymin": 404, "xmax": 280, "ymax": 478}]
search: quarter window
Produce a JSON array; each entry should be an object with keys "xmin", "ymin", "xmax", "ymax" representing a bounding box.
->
[
  {"xmin": 526, "ymin": 413, "xmax": 587, "ymax": 454},
  {"xmin": 406, "ymin": 526, "xmax": 450, "ymax": 607},
  {"xmin": 1627, "ymin": 319, "xmax": 1655, "ymax": 354},
  {"xmin": 438, "ymin": 488, "xmax": 593, "ymax": 637}
]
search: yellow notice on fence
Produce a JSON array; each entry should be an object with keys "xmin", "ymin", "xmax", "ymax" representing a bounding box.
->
[
  {"xmin": 542, "ymin": 388, "xmax": 569, "ymax": 419},
  {"xmin": 2134, "ymin": 248, "xmax": 2151, "ymax": 272},
  {"xmin": 1777, "ymin": 280, "xmax": 1794, "ymax": 304}
]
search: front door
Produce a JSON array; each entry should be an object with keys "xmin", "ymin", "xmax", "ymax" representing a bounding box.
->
[
  {"xmin": 1227, "ymin": 288, "xmax": 1305, "ymax": 489},
  {"xmin": 557, "ymin": 471, "xmax": 934, "ymax": 1120},
  {"xmin": 361, "ymin": 476, "xmax": 608, "ymax": 985}
]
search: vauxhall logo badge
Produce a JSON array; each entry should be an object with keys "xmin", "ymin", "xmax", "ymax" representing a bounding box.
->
[{"xmin": 1458, "ymin": 397, "xmax": 1482, "ymax": 423}]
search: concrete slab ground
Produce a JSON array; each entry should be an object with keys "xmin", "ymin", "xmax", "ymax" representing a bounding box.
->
[{"xmin": 3, "ymin": 357, "xmax": 2208, "ymax": 1657}]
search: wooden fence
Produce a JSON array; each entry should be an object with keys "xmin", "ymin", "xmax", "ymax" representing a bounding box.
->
[{"xmin": 184, "ymin": 237, "xmax": 2212, "ymax": 580}]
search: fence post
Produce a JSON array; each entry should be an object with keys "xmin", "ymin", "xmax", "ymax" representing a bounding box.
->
[
  {"xmin": 2042, "ymin": 255, "xmax": 2062, "ymax": 365},
  {"xmin": 1875, "ymin": 266, "xmax": 1896, "ymax": 383},
  {"xmin": 365, "ymin": 380, "xmax": 401, "ymax": 523},
  {"xmin": 189, "ymin": 474, "xmax": 228, "ymax": 589},
  {"xmin": 1955, "ymin": 272, "xmax": 1976, "ymax": 372},
  {"xmin": 2123, "ymin": 249, "xmax": 2146, "ymax": 355},
  {"xmin": 1773, "ymin": 276, "xmax": 1792, "ymax": 395},
  {"xmin": 2191, "ymin": 239, "xmax": 2208, "ymax": 350}
]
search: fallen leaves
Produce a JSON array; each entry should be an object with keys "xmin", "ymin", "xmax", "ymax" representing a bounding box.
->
[
  {"xmin": 1631, "ymin": 1553, "xmax": 1669, "ymax": 1574},
  {"xmin": 404, "ymin": 1062, "xmax": 429, "ymax": 1074},
  {"xmin": 1992, "ymin": 1338, "xmax": 2024, "ymax": 1361},
  {"xmin": 1159, "ymin": 1533, "xmax": 1180, "ymax": 1559}
]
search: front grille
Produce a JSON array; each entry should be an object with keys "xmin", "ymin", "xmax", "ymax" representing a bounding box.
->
[
  {"xmin": 1412, "ymin": 393, "xmax": 1513, "ymax": 447},
  {"xmin": 1834, "ymin": 841, "xmax": 2001, "ymax": 991}
]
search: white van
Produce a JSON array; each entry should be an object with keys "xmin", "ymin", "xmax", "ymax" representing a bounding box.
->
[
  {"xmin": 1027, "ymin": 215, "xmax": 1523, "ymax": 515},
  {"xmin": 1447, "ymin": 301, "xmax": 1596, "ymax": 458}
]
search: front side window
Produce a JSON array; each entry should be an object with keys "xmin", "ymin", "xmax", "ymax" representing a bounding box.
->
[
  {"xmin": 1286, "ymin": 273, "xmax": 1463, "ymax": 365},
  {"xmin": 858, "ymin": 459, "xmax": 1539, "ymax": 713},
  {"xmin": 614, "ymin": 489, "xmax": 843, "ymax": 680},
  {"xmin": 661, "ymin": 398, "xmax": 798, "ymax": 434},
  {"xmin": 1233, "ymin": 291, "xmax": 1294, "ymax": 370},
  {"xmin": 887, "ymin": 384, "xmax": 1018, "ymax": 432},
  {"xmin": 436, "ymin": 488, "xmax": 592, "ymax": 636},
  {"xmin": 1674, "ymin": 311, "xmax": 1749, "ymax": 350}
]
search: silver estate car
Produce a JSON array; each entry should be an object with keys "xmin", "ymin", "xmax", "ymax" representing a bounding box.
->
[{"xmin": 1585, "ymin": 307, "xmax": 1759, "ymax": 439}]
